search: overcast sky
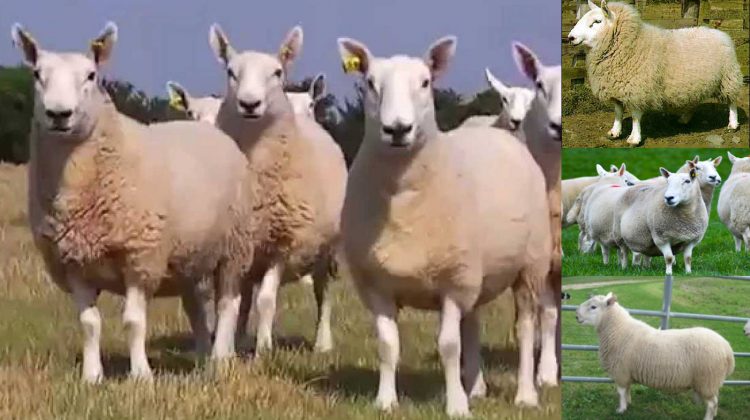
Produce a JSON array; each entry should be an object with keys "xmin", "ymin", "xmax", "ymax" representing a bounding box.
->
[{"xmin": 0, "ymin": 0, "xmax": 561, "ymax": 100}]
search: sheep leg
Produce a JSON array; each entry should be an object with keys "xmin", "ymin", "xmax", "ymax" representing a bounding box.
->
[
  {"xmin": 179, "ymin": 282, "xmax": 211, "ymax": 357},
  {"xmin": 626, "ymin": 109, "xmax": 643, "ymax": 145},
  {"xmin": 704, "ymin": 395, "xmax": 718, "ymax": 420},
  {"xmin": 70, "ymin": 276, "xmax": 103, "ymax": 384},
  {"xmin": 513, "ymin": 282, "xmax": 539, "ymax": 407},
  {"xmin": 212, "ymin": 265, "xmax": 242, "ymax": 359},
  {"xmin": 632, "ymin": 252, "xmax": 641, "ymax": 266},
  {"xmin": 312, "ymin": 261, "xmax": 333, "ymax": 352},
  {"xmin": 537, "ymin": 287, "xmax": 559, "ymax": 387},
  {"xmin": 608, "ymin": 101, "xmax": 623, "ymax": 138},
  {"xmin": 617, "ymin": 246, "xmax": 628, "ymax": 269},
  {"xmin": 742, "ymin": 227, "xmax": 750, "ymax": 252},
  {"xmin": 460, "ymin": 309, "xmax": 486, "ymax": 398},
  {"xmin": 733, "ymin": 235, "xmax": 742, "ymax": 252},
  {"xmin": 656, "ymin": 242, "xmax": 675, "ymax": 275},
  {"xmin": 601, "ymin": 243, "xmax": 610, "ymax": 265},
  {"xmin": 643, "ymin": 256, "xmax": 652, "ymax": 268},
  {"xmin": 235, "ymin": 280, "xmax": 257, "ymax": 350},
  {"xmin": 683, "ymin": 242, "xmax": 696, "ymax": 274},
  {"xmin": 370, "ymin": 293, "xmax": 399, "ymax": 411},
  {"xmin": 123, "ymin": 285, "xmax": 152, "ymax": 380},
  {"xmin": 728, "ymin": 103, "xmax": 739, "ymax": 130},
  {"xmin": 439, "ymin": 297, "xmax": 470, "ymax": 417},
  {"xmin": 255, "ymin": 262, "xmax": 283, "ymax": 354},
  {"xmin": 616, "ymin": 384, "xmax": 630, "ymax": 413}
]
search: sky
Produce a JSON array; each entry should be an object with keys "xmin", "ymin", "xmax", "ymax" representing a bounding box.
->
[{"xmin": 0, "ymin": 0, "xmax": 561, "ymax": 100}]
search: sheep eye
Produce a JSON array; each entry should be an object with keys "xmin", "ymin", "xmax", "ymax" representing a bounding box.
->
[
  {"xmin": 227, "ymin": 68, "xmax": 237, "ymax": 81},
  {"xmin": 421, "ymin": 79, "xmax": 430, "ymax": 89},
  {"xmin": 367, "ymin": 77, "xmax": 376, "ymax": 91},
  {"xmin": 590, "ymin": 305, "xmax": 597, "ymax": 310},
  {"xmin": 536, "ymin": 80, "xmax": 546, "ymax": 97},
  {"xmin": 33, "ymin": 69, "xmax": 41, "ymax": 81},
  {"xmin": 273, "ymin": 69, "xmax": 283, "ymax": 78},
  {"xmin": 87, "ymin": 71, "xmax": 96, "ymax": 82}
]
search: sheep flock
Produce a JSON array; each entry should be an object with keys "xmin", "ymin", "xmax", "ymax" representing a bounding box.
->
[{"xmin": 9, "ymin": 19, "xmax": 561, "ymax": 418}]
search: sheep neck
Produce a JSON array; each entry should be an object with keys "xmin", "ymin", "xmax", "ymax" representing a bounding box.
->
[
  {"xmin": 597, "ymin": 304, "xmax": 639, "ymax": 374},
  {"xmin": 523, "ymin": 97, "xmax": 561, "ymax": 193},
  {"xmin": 589, "ymin": 4, "xmax": 642, "ymax": 67}
]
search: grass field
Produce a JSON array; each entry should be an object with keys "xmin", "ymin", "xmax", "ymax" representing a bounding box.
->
[
  {"xmin": 562, "ymin": 276, "xmax": 750, "ymax": 419},
  {"xmin": 0, "ymin": 163, "xmax": 560, "ymax": 419},
  {"xmin": 562, "ymin": 147, "xmax": 750, "ymax": 277},
  {"xmin": 562, "ymin": 84, "xmax": 750, "ymax": 148}
]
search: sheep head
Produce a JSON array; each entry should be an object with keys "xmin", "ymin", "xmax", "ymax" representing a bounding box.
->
[{"xmin": 576, "ymin": 292, "xmax": 617, "ymax": 326}]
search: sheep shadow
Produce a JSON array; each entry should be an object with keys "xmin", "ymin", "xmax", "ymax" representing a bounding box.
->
[
  {"xmin": 640, "ymin": 103, "xmax": 746, "ymax": 142},
  {"xmin": 235, "ymin": 334, "xmax": 313, "ymax": 358}
]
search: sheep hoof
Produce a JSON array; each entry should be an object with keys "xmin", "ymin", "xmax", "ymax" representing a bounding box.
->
[
  {"xmin": 130, "ymin": 369, "xmax": 153, "ymax": 382},
  {"xmin": 616, "ymin": 406, "xmax": 628, "ymax": 414},
  {"xmin": 625, "ymin": 136, "xmax": 641, "ymax": 146},
  {"xmin": 469, "ymin": 379, "xmax": 487, "ymax": 399},
  {"xmin": 514, "ymin": 390, "xmax": 539, "ymax": 408},
  {"xmin": 607, "ymin": 129, "xmax": 621, "ymax": 139},
  {"xmin": 81, "ymin": 371, "xmax": 103, "ymax": 384},
  {"xmin": 726, "ymin": 124, "xmax": 739, "ymax": 132},
  {"xmin": 374, "ymin": 396, "xmax": 398, "ymax": 412},
  {"xmin": 313, "ymin": 340, "xmax": 333, "ymax": 353},
  {"xmin": 536, "ymin": 372, "xmax": 558, "ymax": 388},
  {"xmin": 446, "ymin": 401, "xmax": 472, "ymax": 418}
]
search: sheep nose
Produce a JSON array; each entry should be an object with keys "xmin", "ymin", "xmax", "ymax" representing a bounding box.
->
[
  {"xmin": 665, "ymin": 196, "xmax": 675, "ymax": 204},
  {"xmin": 511, "ymin": 119, "xmax": 521, "ymax": 129},
  {"xmin": 45, "ymin": 108, "xmax": 73, "ymax": 120},
  {"xmin": 567, "ymin": 35, "xmax": 575, "ymax": 42},
  {"xmin": 549, "ymin": 122, "xmax": 562, "ymax": 140},
  {"xmin": 239, "ymin": 100, "xmax": 262, "ymax": 112},
  {"xmin": 383, "ymin": 123, "xmax": 413, "ymax": 138}
]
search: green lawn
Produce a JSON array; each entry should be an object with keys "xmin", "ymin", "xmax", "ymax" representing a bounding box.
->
[
  {"xmin": 562, "ymin": 148, "xmax": 750, "ymax": 277},
  {"xmin": 562, "ymin": 276, "xmax": 750, "ymax": 420}
]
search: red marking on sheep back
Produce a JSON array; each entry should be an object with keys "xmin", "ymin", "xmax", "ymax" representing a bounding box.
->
[{"xmin": 610, "ymin": 185, "xmax": 622, "ymax": 188}]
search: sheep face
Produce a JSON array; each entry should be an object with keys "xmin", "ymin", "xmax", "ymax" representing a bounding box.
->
[
  {"xmin": 661, "ymin": 165, "xmax": 698, "ymax": 207},
  {"xmin": 287, "ymin": 74, "xmax": 325, "ymax": 117},
  {"xmin": 209, "ymin": 25, "xmax": 302, "ymax": 120},
  {"xmin": 513, "ymin": 42, "xmax": 561, "ymax": 141},
  {"xmin": 166, "ymin": 81, "xmax": 221, "ymax": 125},
  {"xmin": 337, "ymin": 36, "xmax": 456, "ymax": 150},
  {"xmin": 694, "ymin": 158, "xmax": 722, "ymax": 186},
  {"xmin": 608, "ymin": 164, "xmax": 640, "ymax": 186},
  {"xmin": 484, "ymin": 68, "xmax": 534, "ymax": 131},
  {"xmin": 11, "ymin": 22, "xmax": 117, "ymax": 136},
  {"xmin": 568, "ymin": 0, "xmax": 614, "ymax": 48},
  {"xmin": 576, "ymin": 293, "xmax": 616, "ymax": 326}
]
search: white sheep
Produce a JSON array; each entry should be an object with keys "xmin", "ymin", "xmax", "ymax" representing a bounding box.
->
[
  {"xmin": 568, "ymin": 1, "xmax": 743, "ymax": 145},
  {"xmin": 166, "ymin": 81, "xmax": 222, "ymax": 125},
  {"xmin": 286, "ymin": 73, "xmax": 326, "ymax": 118},
  {"xmin": 582, "ymin": 175, "xmax": 632, "ymax": 267},
  {"xmin": 718, "ymin": 152, "xmax": 750, "ymax": 252},
  {"xmin": 460, "ymin": 69, "xmax": 534, "ymax": 138},
  {"xmin": 208, "ymin": 24, "xmax": 347, "ymax": 356},
  {"xmin": 744, "ymin": 319, "xmax": 750, "ymax": 337},
  {"xmin": 12, "ymin": 22, "xmax": 254, "ymax": 381},
  {"xmin": 613, "ymin": 162, "xmax": 708, "ymax": 275},
  {"xmin": 562, "ymin": 163, "xmax": 638, "ymax": 229},
  {"xmin": 338, "ymin": 35, "xmax": 554, "ymax": 416},
  {"xmin": 577, "ymin": 293, "xmax": 735, "ymax": 419}
]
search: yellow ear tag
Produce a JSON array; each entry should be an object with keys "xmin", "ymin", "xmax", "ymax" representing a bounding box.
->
[
  {"xmin": 280, "ymin": 46, "xmax": 292, "ymax": 61},
  {"xmin": 90, "ymin": 39, "xmax": 105, "ymax": 50},
  {"xmin": 342, "ymin": 55, "xmax": 361, "ymax": 73},
  {"xmin": 168, "ymin": 94, "xmax": 185, "ymax": 111},
  {"xmin": 690, "ymin": 171, "xmax": 696, "ymax": 179}
]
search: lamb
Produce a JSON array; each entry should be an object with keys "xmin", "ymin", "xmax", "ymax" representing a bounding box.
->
[
  {"xmin": 568, "ymin": 1, "xmax": 743, "ymax": 145},
  {"xmin": 286, "ymin": 73, "xmax": 326, "ymax": 118},
  {"xmin": 460, "ymin": 68, "xmax": 534, "ymax": 139},
  {"xmin": 577, "ymin": 293, "xmax": 734, "ymax": 419},
  {"xmin": 166, "ymin": 81, "xmax": 223, "ymax": 125},
  {"xmin": 718, "ymin": 152, "xmax": 750, "ymax": 252},
  {"xmin": 11, "ymin": 22, "xmax": 254, "ymax": 381},
  {"xmin": 207, "ymin": 24, "xmax": 347, "ymax": 356},
  {"xmin": 562, "ymin": 163, "xmax": 637, "ymax": 229},
  {"xmin": 337, "ymin": 35, "xmax": 554, "ymax": 416},
  {"xmin": 566, "ymin": 164, "xmax": 629, "ymax": 253},
  {"xmin": 613, "ymin": 161, "xmax": 708, "ymax": 275}
]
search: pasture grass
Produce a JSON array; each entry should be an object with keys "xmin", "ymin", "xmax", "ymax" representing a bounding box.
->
[
  {"xmin": 562, "ymin": 276, "xmax": 750, "ymax": 419},
  {"xmin": 0, "ymin": 164, "xmax": 560, "ymax": 419},
  {"xmin": 562, "ymin": 147, "xmax": 750, "ymax": 277}
]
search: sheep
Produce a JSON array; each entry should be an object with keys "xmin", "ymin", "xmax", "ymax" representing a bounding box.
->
[
  {"xmin": 337, "ymin": 35, "xmax": 554, "ymax": 416},
  {"xmin": 582, "ymin": 174, "xmax": 633, "ymax": 267},
  {"xmin": 613, "ymin": 161, "xmax": 708, "ymax": 275},
  {"xmin": 208, "ymin": 24, "xmax": 347, "ymax": 356},
  {"xmin": 286, "ymin": 73, "xmax": 326, "ymax": 118},
  {"xmin": 166, "ymin": 81, "xmax": 223, "ymax": 125},
  {"xmin": 566, "ymin": 164, "xmax": 629, "ymax": 253},
  {"xmin": 460, "ymin": 69, "xmax": 534, "ymax": 139},
  {"xmin": 568, "ymin": 1, "xmax": 743, "ymax": 145},
  {"xmin": 718, "ymin": 152, "xmax": 750, "ymax": 252},
  {"xmin": 678, "ymin": 156, "xmax": 722, "ymax": 214},
  {"xmin": 576, "ymin": 293, "xmax": 734, "ymax": 419},
  {"xmin": 11, "ymin": 22, "xmax": 254, "ymax": 381},
  {"xmin": 562, "ymin": 163, "xmax": 637, "ymax": 229},
  {"xmin": 745, "ymin": 319, "xmax": 750, "ymax": 337}
]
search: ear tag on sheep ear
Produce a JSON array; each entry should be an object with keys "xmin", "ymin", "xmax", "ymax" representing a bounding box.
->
[
  {"xmin": 690, "ymin": 170, "xmax": 696, "ymax": 179},
  {"xmin": 342, "ymin": 55, "xmax": 361, "ymax": 73},
  {"xmin": 168, "ymin": 94, "xmax": 185, "ymax": 111},
  {"xmin": 280, "ymin": 46, "xmax": 292, "ymax": 61}
]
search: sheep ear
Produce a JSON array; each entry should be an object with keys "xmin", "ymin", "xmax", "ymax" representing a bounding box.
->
[
  {"xmin": 713, "ymin": 156, "xmax": 722, "ymax": 167},
  {"xmin": 659, "ymin": 167, "xmax": 671, "ymax": 178},
  {"xmin": 609, "ymin": 164, "xmax": 618, "ymax": 173},
  {"xmin": 337, "ymin": 37, "xmax": 372, "ymax": 75},
  {"xmin": 424, "ymin": 36, "xmax": 457, "ymax": 81},
  {"xmin": 692, "ymin": 155, "xmax": 700, "ymax": 163},
  {"xmin": 484, "ymin": 68, "xmax": 508, "ymax": 96},
  {"xmin": 89, "ymin": 22, "xmax": 118, "ymax": 66},
  {"xmin": 687, "ymin": 160, "xmax": 697, "ymax": 170},
  {"xmin": 279, "ymin": 26, "xmax": 303, "ymax": 70},
  {"xmin": 309, "ymin": 73, "xmax": 326, "ymax": 102},
  {"xmin": 601, "ymin": 0, "xmax": 613, "ymax": 19},
  {"xmin": 618, "ymin": 163, "xmax": 626, "ymax": 176},
  {"xmin": 727, "ymin": 151, "xmax": 737, "ymax": 164},
  {"xmin": 512, "ymin": 41, "xmax": 541, "ymax": 83},
  {"xmin": 11, "ymin": 23, "xmax": 39, "ymax": 67},
  {"xmin": 166, "ymin": 81, "xmax": 189, "ymax": 112},
  {"xmin": 588, "ymin": 0, "xmax": 599, "ymax": 11},
  {"xmin": 209, "ymin": 24, "xmax": 235, "ymax": 66},
  {"xmin": 596, "ymin": 164, "xmax": 608, "ymax": 176},
  {"xmin": 606, "ymin": 293, "xmax": 617, "ymax": 306}
]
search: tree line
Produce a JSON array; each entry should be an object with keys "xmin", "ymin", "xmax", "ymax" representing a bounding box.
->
[{"xmin": 0, "ymin": 65, "xmax": 503, "ymax": 165}]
